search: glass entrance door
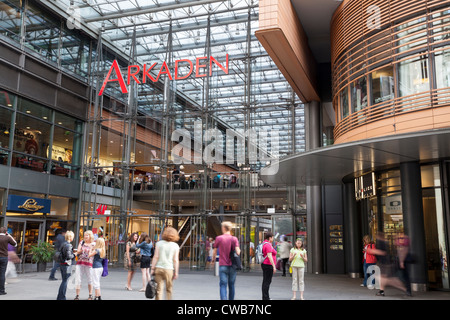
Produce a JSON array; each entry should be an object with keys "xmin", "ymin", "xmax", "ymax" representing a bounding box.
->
[{"xmin": 6, "ymin": 219, "xmax": 44, "ymax": 272}]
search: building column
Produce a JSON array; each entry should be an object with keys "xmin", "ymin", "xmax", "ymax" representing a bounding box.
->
[
  {"xmin": 400, "ymin": 162, "xmax": 428, "ymax": 291},
  {"xmin": 305, "ymin": 100, "xmax": 323, "ymax": 274},
  {"xmin": 343, "ymin": 181, "xmax": 361, "ymax": 278}
]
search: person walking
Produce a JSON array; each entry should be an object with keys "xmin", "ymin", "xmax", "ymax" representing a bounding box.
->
[
  {"xmin": 136, "ymin": 232, "xmax": 153, "ymax": 292},
  {"xmin": 74, "ymin": 230, "xmax": 95, "ymax": 300},
  {"xmin": 395, "ymin": 233, "xmax": 412, "ymax": 296},
  {"xmin": 261, "ymin": 232, "xmax": 277, "ymax": 300},
  {"xmin": 6, "ymin": 243, "xmax": 20, "ymax": 281},
  {"xmin": 371, "ymin": 232, "xmax": 407, "ymax": 297},
  {"xmin": 57, "ymin": 231, "xmax": 76, "ymax": 300},
  {"xmin": 151, "ymin": 227, "xmax": 180, "ymax": 300},
  {"xmin": 361, "ymin": 235, "xmax": 377, "ymax": 289},
  {"xmin": 278, "ymin": 236, "xmax": 292, "ymax": 277},
  {"xmin": 88, "ymin": 237, "xmax": 106, "ymax": 300},
  {"xmin": 0, "ymin": 227, "xmax": 16, "ymax": 295},
  {"xmin": 49, "ymin": 228, "xmax": 66, "ymax": 281},
  {"xmin": 289, "ymin": 238, "xmax": 307, "ymax": 300},
  {"xmin": 124, "ymin": 232, "xmax": 140, "ymax": 291},
  {"xmin": 210, "ymin": 221, "xmax": 241, "ymax": 300}
]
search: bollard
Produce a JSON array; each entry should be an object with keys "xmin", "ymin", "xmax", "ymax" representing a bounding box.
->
[{"xmin": 215, "ymin": 254, "xmax": 219, "ymax": 276}]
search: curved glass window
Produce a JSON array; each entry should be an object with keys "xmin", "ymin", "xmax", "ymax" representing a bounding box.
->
[
  {"xmin": 351, "ymin": 77, "xmax": 368, "ymax": 113},
  {"xmin": 435, "ymin": 48, "xmax": 450, "ymax": 89},
  {"xmin": 340, "ymin": 86, "xmax": 349, "ymax": 120},
  {"xmin": 398, "ymin": 54, "xmax": 430, "ymax": 97},
  {"xmin": 371, "ymin": 66, "xmax": 394, "ymax": 105}
]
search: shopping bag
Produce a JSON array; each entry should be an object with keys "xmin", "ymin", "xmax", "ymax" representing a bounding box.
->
[{"xmin": 276, "ymin": 259, "xmax": 281, "ymax": 271}]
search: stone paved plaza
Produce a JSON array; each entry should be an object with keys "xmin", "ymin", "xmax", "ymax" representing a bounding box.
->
[{"xmin": 2, "ymin": 264, "xmax": 450, "ymax": 301}]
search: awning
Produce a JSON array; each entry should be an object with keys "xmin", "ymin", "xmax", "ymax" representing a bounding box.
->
[{"xmin": 260, "ymin": 129, "xmax": 450, "ymax": 187}]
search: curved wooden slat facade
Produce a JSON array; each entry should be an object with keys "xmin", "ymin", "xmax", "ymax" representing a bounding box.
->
[{"xmin": 331, "ymin": 0, "xmax": 450, "ymax": 143}]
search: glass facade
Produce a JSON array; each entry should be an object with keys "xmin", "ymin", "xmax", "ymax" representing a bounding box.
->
[
  {"xmin": 356, "ymin": 165, "xmax": 450, "ymax": 290},
  {"xmin": 334, "ymin": 7, "xmax": 450, "ymax": 124},
  {"xmin": 0, "ymin": 90, "xmax": 83, "ymax": 178},
  {"xmin": 421, "ymin": 165, "xmax": 449, "ymax": 289}
]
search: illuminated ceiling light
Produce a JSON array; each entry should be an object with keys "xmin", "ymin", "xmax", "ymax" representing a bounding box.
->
[{"xmin": 26, "ymin": 110, "xmax": 31, "ymax": 114}]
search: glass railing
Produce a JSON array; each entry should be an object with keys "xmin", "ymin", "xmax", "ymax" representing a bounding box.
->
[
  {"xmin": 11, "ymin": 152, "xmax": 80, "ymax": 179},
  {"xmin": 84, "ymin": 169, "xmax": 276, "ymax": 193},
  {"xmin": 0, "ymin": 147, "xmax": 9, "ymax": 166}
]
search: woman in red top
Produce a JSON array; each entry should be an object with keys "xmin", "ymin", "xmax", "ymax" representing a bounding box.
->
[
  {"xmin": 261, "ymin": 232, "xmax": 277, "ymax": 300},
  {"xmin": 362, "ymin": 235, "xmax": 377, "ymax": 289}
]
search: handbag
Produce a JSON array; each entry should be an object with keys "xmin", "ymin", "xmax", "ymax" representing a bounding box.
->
[
  {"xmin": 230, "ymin": 237, "xmax": 242, "ymax": 271},
  {"xmin": 276, "ymin": 259, "xmax": 281, "ymax": 271},
  {"xmin": 289, "ymin": 249, "xmax": 303, "ymax": 273},
  {"xmin": 101, "ymin": 258, "xmax": 109, "ymax": 277},
  {"xmin": 134, "ymin": 251, "xmax": 141, "ymax": 264},
  {"xmin": 145, "ymin": 279, "xmax": 157, "ymax": 299}
]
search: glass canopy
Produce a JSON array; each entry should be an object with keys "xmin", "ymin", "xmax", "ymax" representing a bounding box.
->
[{"xmin": 37, "ymin": 0, "xmax": 305, "ymax": 159}]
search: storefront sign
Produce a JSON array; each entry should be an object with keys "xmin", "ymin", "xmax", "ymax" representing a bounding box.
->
[
  {"xmin": 355, "ymin": 172, "xmax": 376, "ymax": 200},
  {"xmin": 98, "ymin": 54, "xmax": 229, "ymax": 96},
  {"xmin": 7, "ymin": 195, "xmax": 51, "ymax": 214},
  {"xmin": 385, "ymin": 195, "xmax": 402, "ymax": 214}
]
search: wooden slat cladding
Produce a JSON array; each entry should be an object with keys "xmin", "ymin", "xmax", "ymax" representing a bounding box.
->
[
  {"xmin": 331, "ymin": 0, "xmax": 450, "ymax": 143},
  {"xmin": 256, "ymin": 0, "xmax": 320, "ymax": 102}
]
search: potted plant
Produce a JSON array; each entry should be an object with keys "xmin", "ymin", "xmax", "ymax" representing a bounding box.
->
[{"xmin": 28, "ymin": 241, "xmax": 55, "ymax": 272}]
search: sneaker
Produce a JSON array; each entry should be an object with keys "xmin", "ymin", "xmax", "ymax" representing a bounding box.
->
[{"xmin": 360, "ymin": 284, "xmax": 365, "ymax": 287}]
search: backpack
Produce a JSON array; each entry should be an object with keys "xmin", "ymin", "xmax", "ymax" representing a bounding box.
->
[
  {"xmin": 229, "ymin": 237, "xmax": 242, "ymax": 271},
  {"xmin": 231, "ymin": 175, "xmax": 237, "ymax": 183},
  {"xmin": 256, "ymin": 242, "xmax": 269, "ymax": 264},
  {"xmin": 213, "ymin": 176, "xmax": 220, "ymax": 183},
  {"xmin": 53, "ymin": 243, "xmax": 67, "ymax": 263}
]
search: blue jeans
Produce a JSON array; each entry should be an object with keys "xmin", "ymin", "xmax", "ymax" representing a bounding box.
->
[
  {"xmin": 49, "ymin": 260, "xmax": 61, "ymax": 279},
  {"xmin": 57, "ymin": 264, "xmax": 71, "ymax": 300},
  {"xmin": 219, "ymin": 265, "xmax": 237, "ymax": 300},
  {"xmin": 0, "ymin": 257, "xmax": 7, "ymax": 293},
  {"xmin": 363, "ymin": 262, "xmax": 376, "ymax": 286}
]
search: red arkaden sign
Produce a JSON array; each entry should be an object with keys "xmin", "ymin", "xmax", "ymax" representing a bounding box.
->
[{"xmin": 98, "ymin": 54, "xmax": 229, "ymax": 96}]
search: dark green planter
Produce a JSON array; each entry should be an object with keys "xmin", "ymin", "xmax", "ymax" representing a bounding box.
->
[{"xmin": 37, "ymin": 262, "xmax": 47, "ymax": 272}]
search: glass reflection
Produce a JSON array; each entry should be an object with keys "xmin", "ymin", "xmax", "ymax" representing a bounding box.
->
[
  {"xmin": 371, "ymin": 66, "xmax": 394, "ymax": 105},
  {"xmin": 351, "ymin": 76, "xmax": 368, "ymax": 113}
]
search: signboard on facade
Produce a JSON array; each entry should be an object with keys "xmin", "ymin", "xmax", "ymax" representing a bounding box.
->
[
  {"xmin": 385, "ymin": 194, "xmax": 402, "ymax": 214},
  {"xmin": 355, "ymin": 172, "xmax": 376, "ymax": 200},
  {"xmin": 7, "ymin": 195, "xmax": 51, "ymax": 214},
  {"xmin": 98, "ymin": 55, "xmax": 229, "ymax": 96}
]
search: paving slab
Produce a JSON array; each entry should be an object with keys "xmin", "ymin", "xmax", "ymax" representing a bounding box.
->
[{"xmin": 2, "ymin": 265, "xmax": 450, "ymax": 301}]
